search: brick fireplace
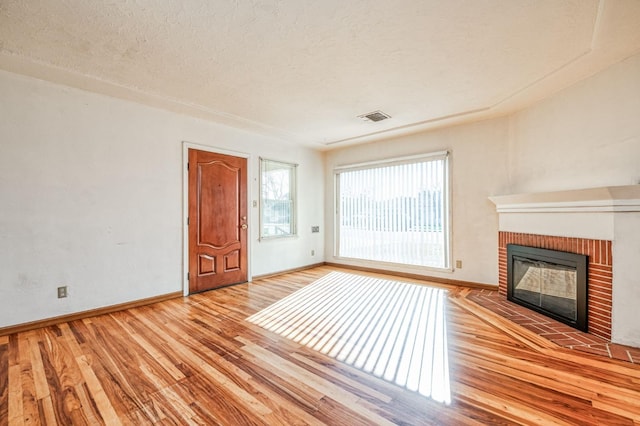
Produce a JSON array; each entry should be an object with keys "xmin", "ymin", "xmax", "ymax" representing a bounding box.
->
[
  {"xmin": 490, "ymin": 185, "xmax": 640, "ymax": 348},
  {"xmin": 498, "ymin": 231, "xmax": 612, "ymax": 340}
]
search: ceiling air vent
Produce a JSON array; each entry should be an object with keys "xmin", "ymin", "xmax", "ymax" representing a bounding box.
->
[{"xmin": 358, "ymin": 110, "xmax": 391, "ymax": 122}]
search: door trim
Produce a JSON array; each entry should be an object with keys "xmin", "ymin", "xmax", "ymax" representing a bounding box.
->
[{"xmin": 182, "ymin": 141, "xmax": 253, "ymax": 296}]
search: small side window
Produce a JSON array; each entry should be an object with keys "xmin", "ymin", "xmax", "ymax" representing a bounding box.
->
[{"xmin": 260, "ymin": 158, "xmax": 297, "ymax": 239}]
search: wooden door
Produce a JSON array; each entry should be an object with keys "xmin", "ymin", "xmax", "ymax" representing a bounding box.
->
[{"xmin": 188, "ymin": 149, "xmax": 248, "ymax": 293}]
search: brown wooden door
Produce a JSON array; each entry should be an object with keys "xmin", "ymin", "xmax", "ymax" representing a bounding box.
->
[{"xmin": 188, "ymin": 149, "xmax": 248, "ymax": 293}]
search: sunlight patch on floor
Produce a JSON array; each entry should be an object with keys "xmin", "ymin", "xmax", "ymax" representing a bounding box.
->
[{"xmin": 247, "ymin": 271, "xmax": 451, "ymax": 404}]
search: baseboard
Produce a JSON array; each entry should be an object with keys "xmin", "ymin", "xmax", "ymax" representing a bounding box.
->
[
  {"xmin": 0, "ymin": 263, "xmax": 493, "ymax": 336},
  {"xmin": 252, "ymin": 262, "xmax": 326, "ymax": 281},
  {"xmin": 324, "ymin": 262, "xmax": 497, "ymax": 290},
  {"xmin": 0, "ymin": 291, "xmax": 183, "ymax": 336}
]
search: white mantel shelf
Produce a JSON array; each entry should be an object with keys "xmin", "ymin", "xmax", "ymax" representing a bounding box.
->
[{"xmin": 489, "ymin": 185, "xmax": 640, "ymax": 213}]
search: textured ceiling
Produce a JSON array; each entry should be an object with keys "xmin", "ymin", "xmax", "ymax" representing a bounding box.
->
[{"xmin": 1, "ymin": 0, "xmax": 640, "ymax": 149}]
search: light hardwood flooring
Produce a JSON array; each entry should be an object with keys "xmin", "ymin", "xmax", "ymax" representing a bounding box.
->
[{"xmin": 1, "ymin": 265, "xmax": 640, "ymax": 425}]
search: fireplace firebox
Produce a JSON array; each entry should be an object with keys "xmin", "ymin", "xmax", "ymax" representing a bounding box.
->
[{"xmin": 507, "ymin": 244, "xmax": 588, "ymax": 332}]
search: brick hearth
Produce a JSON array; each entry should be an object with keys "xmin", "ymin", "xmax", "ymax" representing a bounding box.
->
[
  {"xmin": 468, "ymin": 288, "xmax": 640, "ymax": 364},
  {"xmin": 498, "ymin": 231, "xmax": 612, "ymax": 341}
]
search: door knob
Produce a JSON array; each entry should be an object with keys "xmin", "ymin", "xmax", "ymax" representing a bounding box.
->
[{"xmin": 241, "ymin": 224, "xmax": 248, "ymax": 230}]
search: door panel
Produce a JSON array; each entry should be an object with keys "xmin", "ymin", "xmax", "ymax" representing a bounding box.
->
[{"xmin": 189, "ymin": 149, "xmax": 248, "ymax": 293}]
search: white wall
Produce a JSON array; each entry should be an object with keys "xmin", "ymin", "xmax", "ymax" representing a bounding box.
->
[
  {"xmin": 0, "ymin": 70, "xmax": 324, "ymax": 328},
  {"xmin": 507, "ymin": 53, "xmax": 640, "ymax": 193},
  {"xmin": 324, "ymin": 118, "xmax": 510, "ymax": 285},
  {"xmin": 613, "ymin": 213, "xmax": 640, "ymax": 346}
]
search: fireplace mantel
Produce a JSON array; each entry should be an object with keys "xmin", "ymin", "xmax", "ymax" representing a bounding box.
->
[
  {"xmin": 489, "ymin": 185, "xmax": 640, "ymax": 348},
  {"xmin": 489, "ymin": 185, "xmax": 640, "ymax": 241},
  {"xmin": 489, "ymin": 185, "xmax": 640, "ymax": 213}
]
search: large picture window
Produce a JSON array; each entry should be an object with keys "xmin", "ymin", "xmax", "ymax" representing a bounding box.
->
[
  {"xmin": 335, "ymin": 152, "xmax": 450, "ymax": 269},
  {"xmin": 260, "ymin": 158, "xmax": 297, "ymax": 239}
]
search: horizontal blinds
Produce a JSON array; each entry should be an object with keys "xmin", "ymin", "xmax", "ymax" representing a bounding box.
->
[{"xmin": 337, "ymin": 154, "xmax": 448, "ymax": 269}]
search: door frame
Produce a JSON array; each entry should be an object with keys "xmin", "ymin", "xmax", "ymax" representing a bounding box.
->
[{"xmin": 182, "ymin": 141, "xmax": 253, "ymax": 296}]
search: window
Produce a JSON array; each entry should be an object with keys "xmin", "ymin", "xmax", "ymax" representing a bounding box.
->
[
  {"xmin": 335, "ymin": 152, "xmax": 450, "ymax": 269},
  {"xmin": 260, "ymin": 158, "xmax": 297, "ymax": 238}
]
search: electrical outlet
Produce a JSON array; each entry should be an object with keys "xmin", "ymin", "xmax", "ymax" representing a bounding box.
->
[
  {"xmin": 311, "ymin": 249, "xmax": 315, "ymax": 256},
  {"xmin": 455, "ymin": 260, "xmax": 462, "ymax": 269},
  {"xmin": 57, "ymin": 286, "xmax": 68, "ymax": 298},
  {"xmin": 311, "ymin": 226, "xmax": 320, "ymax": 233}
]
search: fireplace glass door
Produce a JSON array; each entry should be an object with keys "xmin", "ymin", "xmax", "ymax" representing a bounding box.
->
[
  {"xmin": 512, "ymin": 256, "xmax": 577, "ymax": 321},
  {"xmin": 507, "ymin": 244, "xmax": 588, "ymax": 331}
]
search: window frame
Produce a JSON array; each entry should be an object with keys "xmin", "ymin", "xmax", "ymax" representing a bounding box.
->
[
  {"xmin": 259, "ymin": 157, "xmax": 298, "ymax": 240},
  {"xmin": 334, "ymin": 151, "xmax": 451, "ymax": 271}
]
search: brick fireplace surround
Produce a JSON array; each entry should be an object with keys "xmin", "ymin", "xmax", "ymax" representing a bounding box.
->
[
  {"xmin": 489, "ymin": 185, "xmax": 640, "ymax": 352},
  {"xmin": 498, "ymin": 231, "xmax": 612, "ymax": 340}
]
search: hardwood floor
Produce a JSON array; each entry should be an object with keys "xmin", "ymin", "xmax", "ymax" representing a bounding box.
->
[{"xmin": 1, "ymin": 265, "xmax": 640, "ymax": 425}]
